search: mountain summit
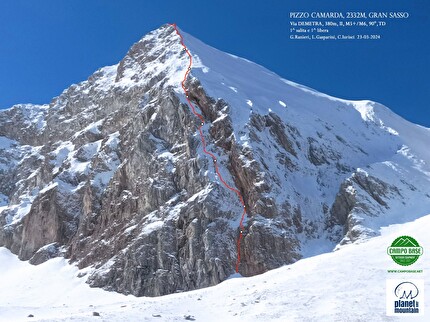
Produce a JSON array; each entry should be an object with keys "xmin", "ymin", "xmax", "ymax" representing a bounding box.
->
[{"xmin": 1, "ymin": 24, "xmax": 429, "ymax": 296}]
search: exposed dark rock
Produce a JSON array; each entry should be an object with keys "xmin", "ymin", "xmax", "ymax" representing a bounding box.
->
[
  {"xmin": 184, "ymin": 315, "xmax": 196, "ymax": 321},
  {"xmin": 29, "ymin": 242, "xmax": 63, "ymax": 265}
]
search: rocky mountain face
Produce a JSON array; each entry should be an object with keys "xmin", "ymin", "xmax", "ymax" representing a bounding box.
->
[{"xmin": 1, "ymin": 24, "xmax": 430, "ymax": 296}]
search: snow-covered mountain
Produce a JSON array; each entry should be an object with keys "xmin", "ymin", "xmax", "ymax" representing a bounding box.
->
[{"xmin": 1, "ymin": 24, "xmax": 429, "ymax": 297}]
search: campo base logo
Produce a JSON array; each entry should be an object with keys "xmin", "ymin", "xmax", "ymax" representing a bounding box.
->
[
  {"xmin": 387, "ymin": 236, "xmax": 423, "ymax": 266},
  {"xmin": 386, "ymin": 279, "xmax": 424, "ymax": 316}
]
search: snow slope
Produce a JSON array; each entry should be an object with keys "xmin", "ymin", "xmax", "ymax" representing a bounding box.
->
[{"xmin": 1, "ymin": 214, "xmax": 429, "ymax": 321}]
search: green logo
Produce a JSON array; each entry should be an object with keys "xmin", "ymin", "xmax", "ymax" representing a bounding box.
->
[{"xmin": 387, "ymin": 236, "xmax": 423, "ymax": 266}]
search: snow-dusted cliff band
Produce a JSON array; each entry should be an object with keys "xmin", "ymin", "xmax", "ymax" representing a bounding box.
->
[{"xmin": 1, "ymin": 24, "xmax": 429, "ymax": 296}]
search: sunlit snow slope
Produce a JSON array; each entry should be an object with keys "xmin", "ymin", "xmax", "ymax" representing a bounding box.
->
[{"xmin": 1, "ymin": 214, "xmax": 429, "ymax": 322}]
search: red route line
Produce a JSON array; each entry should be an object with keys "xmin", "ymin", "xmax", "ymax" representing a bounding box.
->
[{"xmin": 169, "ymin": 23, "xmax": 246, "ymax": 273}]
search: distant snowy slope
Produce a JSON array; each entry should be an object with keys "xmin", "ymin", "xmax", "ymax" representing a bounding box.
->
[{"xmin": 1, "ymin": 214, "xmax": 429, "ymax": 322}]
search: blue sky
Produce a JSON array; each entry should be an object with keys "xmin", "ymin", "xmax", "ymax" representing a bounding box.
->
[{"xmin": 1, "ymin": 0, "xmax": 429, "ymax": 126}]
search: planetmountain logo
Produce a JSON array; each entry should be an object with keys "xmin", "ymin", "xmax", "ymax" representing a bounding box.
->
[
  {"xmin": 386, "ymin": 279, "xmax": 424, "ymax": 316},
  {"xmin": 387, "ymin": 236, "xmax": 423, "ymax": 266},
  {"xmin": 395, "ymin": 282, "xmax": 419, "ymax": 300}
]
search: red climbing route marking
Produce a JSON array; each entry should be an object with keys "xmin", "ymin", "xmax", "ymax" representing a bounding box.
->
[{"xmin": 169, "ymin": 23, "xmax": 246, "ymax": 273}]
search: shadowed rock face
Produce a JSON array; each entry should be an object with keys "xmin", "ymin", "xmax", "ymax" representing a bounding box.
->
[{"xmin": 1, "ymin": 24, "xmax": 430, "ymax": 297}]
